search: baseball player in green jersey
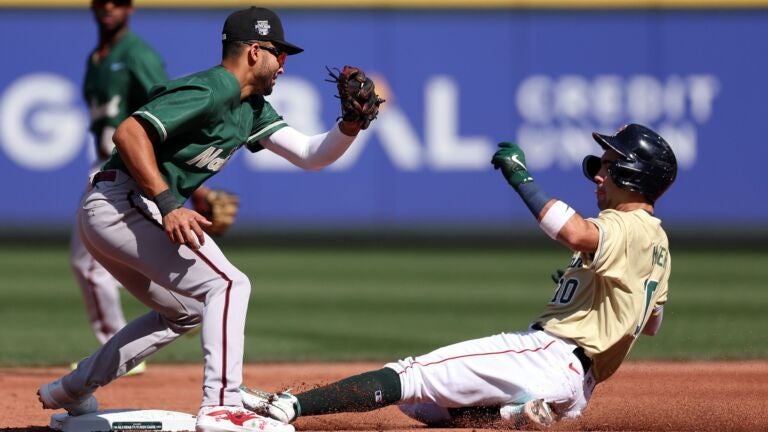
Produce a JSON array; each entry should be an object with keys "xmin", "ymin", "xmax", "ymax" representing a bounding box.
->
[
  {"xmin": 39, "ymin": 6, "xmax": 380, "ymax": 432},
  {"xmin": 238, "ymin": 124, "xmax": 677, "ymax": 429},
  {"xmin": 69, "ymin": 0, "xmax": 167, "ymax": 375},
  {"xmin": 72, "ymin": 0, "xmax": 217, "ymax": 376}
]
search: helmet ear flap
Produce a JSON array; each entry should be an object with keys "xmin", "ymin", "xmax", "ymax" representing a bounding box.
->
[{"xmin": 582, "ymin": 155, "xmax": 601, "ymax": 183}]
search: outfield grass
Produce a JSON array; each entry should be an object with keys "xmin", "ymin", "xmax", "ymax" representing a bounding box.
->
[{"xmin": 1, "ymin": 244, "xmax": 766, "ymax": 366}]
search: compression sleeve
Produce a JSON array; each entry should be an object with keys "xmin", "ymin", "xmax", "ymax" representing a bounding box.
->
[{"xmin": 260, "ymin": 123, "xmax": 355, "ymax": 170}]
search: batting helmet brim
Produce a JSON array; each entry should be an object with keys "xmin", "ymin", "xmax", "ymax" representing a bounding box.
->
[
  {"xmin": 591, "ymin": 132, "xmax": 630, "ymax": 159},
  {"xmin": 582, "ymin": 155, "xmax": 601, "ymax": 182}
]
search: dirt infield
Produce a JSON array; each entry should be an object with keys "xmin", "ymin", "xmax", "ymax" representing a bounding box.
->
[{"xmin": 2, "ymin": 361, "xmax": 766, "ymax": 431}]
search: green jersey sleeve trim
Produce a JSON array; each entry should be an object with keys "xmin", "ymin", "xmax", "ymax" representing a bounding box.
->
[
  {"xmin": 247, "ymin": 120, "xmax": 287, "ymax": 143},
  {"xmin": 134, "ymin": 110, "xmax": 168, "ymax": 141}
]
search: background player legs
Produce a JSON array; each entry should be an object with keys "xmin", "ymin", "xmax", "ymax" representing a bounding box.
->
[
  {"xmin": 64, "ymin": 310, "xmax": 191, "ymax": 397},
  {"xmin": 70, "ymin": 215, "xmax": 126, "ymax": 345}
]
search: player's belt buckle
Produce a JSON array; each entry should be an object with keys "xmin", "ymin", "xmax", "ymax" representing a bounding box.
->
[
  {"xmin": 573, "ymin": 346, "xmax": 592, "ymax": 373},
  {"xmin": 92, "ymin": 170, "xmax": 117, "ymax": 186}
]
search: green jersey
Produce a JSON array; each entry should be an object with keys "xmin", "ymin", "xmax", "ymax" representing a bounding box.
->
[
  {"xmin": 103, "ymin": 65, "xmax": 287, "ymax": 204},
  {"xmin": 84, "ymin": 31, "xmax": 167, "ymax": 160}
]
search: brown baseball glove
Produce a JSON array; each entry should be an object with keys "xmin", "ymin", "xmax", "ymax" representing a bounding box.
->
[
  {"xmin": 197, "ymin": 189, "xmax": 240, "ymax": 236},
  {"xmin": 326, "ymin": 65, "xmax": 385, "ymax": 130}
]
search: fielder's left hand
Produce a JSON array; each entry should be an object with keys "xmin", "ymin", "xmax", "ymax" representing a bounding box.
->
[{"xmin": 491, "ymin": 142, "xmax": 534, "ymax": 189}]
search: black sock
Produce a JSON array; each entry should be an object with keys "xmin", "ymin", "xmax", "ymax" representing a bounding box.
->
[{"xmin": 296, "ymin": 368, "xmax": 401, "ymax": 416}]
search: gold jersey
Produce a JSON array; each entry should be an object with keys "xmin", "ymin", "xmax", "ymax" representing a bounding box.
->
[{"xmin": 536, "ymin": 209, "xmax": 671, "ymax": 382}]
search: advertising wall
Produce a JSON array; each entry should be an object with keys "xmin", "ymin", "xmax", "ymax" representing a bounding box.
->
[{"xmin": 1, "ymin": 7, "xmax": 765, "ymax": 228}]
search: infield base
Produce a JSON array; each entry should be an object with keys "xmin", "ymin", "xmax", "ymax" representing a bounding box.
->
[{"xmin": 49, "ymin": 409, "xmax": 196, "ymax": 431}]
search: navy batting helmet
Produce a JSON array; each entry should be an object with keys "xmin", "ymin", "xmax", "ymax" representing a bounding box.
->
[{"xmin": 582, "ymin": 123, "xmax": 677, "ymax": 203}]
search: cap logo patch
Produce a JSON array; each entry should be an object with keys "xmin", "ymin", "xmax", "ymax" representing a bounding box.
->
[{"xmin": 255, "ymin": 20, "xmax": 271, "ymax": 36}]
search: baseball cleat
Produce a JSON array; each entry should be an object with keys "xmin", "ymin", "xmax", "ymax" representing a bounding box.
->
[
  {"xmin": 195, "ymin": 405, "xmax": 294, "ymax": 432},
  {"xmin": 38, "ymin": 379, "xmax": 98, "ymax": 416},
  {"xmin": 500, "ymin": 398, "xmax": 555, "ymax": 429},
  {"xmin": 239, "ymin": 386, "xmax": 299, "ymax": 423},
  {"xmin": 524, "ymin": 398, "xmax": 555, "ymax": 428}
]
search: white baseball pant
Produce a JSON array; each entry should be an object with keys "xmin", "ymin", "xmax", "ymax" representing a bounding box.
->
[{"xmin": 386, "ymin": 329, "xmax": 595, "ymax": 420}]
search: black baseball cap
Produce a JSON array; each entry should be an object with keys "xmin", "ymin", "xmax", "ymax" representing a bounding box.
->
[{"xmin": 222, "ymin": 7, "xmax": 303, "ymax": 55}]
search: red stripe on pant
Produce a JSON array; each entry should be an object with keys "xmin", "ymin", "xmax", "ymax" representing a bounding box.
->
[
  {"xmin": 397, "ymin": 340, "xmax": 557, "ymax": 374},
  {"xmin": 191, "ymin": 248, "xmax": 234, "ymax": 405},
  {"xmin": 129, "ymin": 191, "xmax": 234, "ymax": 405}
]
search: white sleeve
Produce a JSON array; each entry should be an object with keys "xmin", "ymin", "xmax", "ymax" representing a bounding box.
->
[{"xmin": 259, "ymin": 123, "xmax": 355, "ymax": 170}]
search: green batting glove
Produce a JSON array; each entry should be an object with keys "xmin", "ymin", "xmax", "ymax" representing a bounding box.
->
[{"xmin": 491, "ymin": 142, "xmax": 533, "ymax": 189}]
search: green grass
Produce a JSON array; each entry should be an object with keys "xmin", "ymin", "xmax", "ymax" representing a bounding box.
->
[{"xmin": 0, "ymin": 244, "xmax": 766, "ymax": 366}]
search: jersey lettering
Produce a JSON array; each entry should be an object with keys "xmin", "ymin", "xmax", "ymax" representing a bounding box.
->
[
  {"xmin": 207, "ymin": 156, "xmax": 229, "ymax": 172},
  {"xmin": 186, "ymin": 147, "xmax": 232, "ymax": 171},
  {"xmin": 550, "ymin": 278, "xmax": 580, "ymax": 304},
  {"xmin": 89, "ymin": 95, "xmax": 121, "ymax": 121},
  {"xmin": 652, "ymin": 244, "xmax": 668, "ymax": 268},
  {"xmin": 568, "ymin": 255, "xmax": 583, "ymax": 269}
]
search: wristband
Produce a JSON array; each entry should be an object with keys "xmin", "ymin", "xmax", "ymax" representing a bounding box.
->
[
  {"xmin": 539, "ymin": 200, "xmax": 576, "ymax": 240},
  {"xmin": 516, "ymin": 181, "xmax": 551, "ymax": 217},
  {"xmin": 154, "ymin": 189, "xmax": 181, "ymax": 217}
]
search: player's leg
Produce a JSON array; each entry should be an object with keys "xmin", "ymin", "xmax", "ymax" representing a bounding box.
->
[
  {"xmin": 386, "ymin": 330, "xmax": 584, "ymax": 424},
  {"xmin": 243, "ymin": 331, "xmax": 578, "ymax": 426},
  {"xmin": 152, "ymin": 245, "xmax": 251, "ymax": 408},
  {"xmin": 70, "ymin": 193, "xmax": 126, "ymax": 344},
  {"xmin": 389, "ymin": 333, "xmax": 535, "ymax": 406},
  {"xmin": 83, "ymin": 184, "xmax": 252, "ymax": 407},
  {"xmin": 243, "ymin": 333, "xmax": 557, "ymax": 421},
  {"xmin": 57, "ymin": 219, "xmax": 203, "ymax": 396},
  {"xmin": 241, "ymin": 367, "xmax": 400, "ymax": 424},
  {"xmin": 242, "ymin": 382, "xmax": 502, "ymax": 427},
  {"xmin": 39, "ymin": 247, "xmax": 200, "ymax": 414}
]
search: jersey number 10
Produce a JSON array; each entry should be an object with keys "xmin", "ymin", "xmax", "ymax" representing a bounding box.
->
[{"xmin": 550, "ymin": 278, "xmax": 579, "ymax": 304}]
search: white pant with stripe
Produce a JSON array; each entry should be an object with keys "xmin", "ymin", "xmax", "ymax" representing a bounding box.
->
[{"xmin": 386, "ymin": 329, "xmax": 595, "ymax": 419}]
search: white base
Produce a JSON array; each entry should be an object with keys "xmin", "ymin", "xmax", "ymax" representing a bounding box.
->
[{"xmin": 50, "ymin": 409, "xmax": 196, "ymax": 432}]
